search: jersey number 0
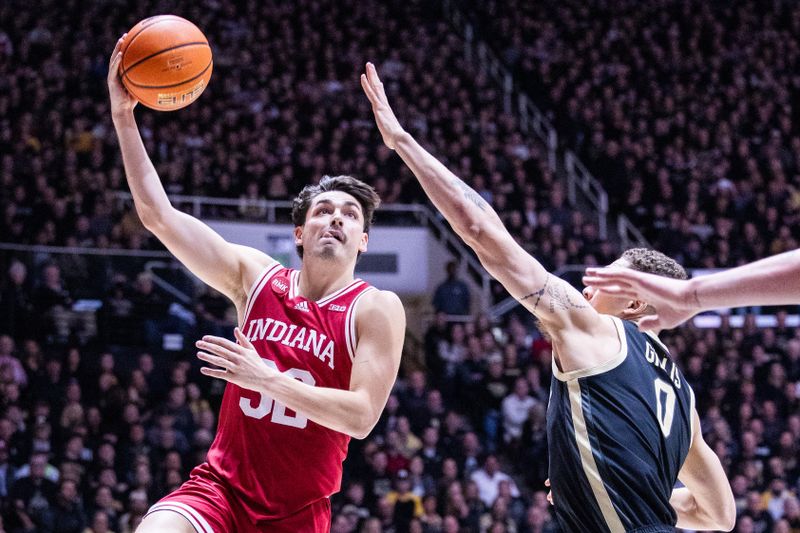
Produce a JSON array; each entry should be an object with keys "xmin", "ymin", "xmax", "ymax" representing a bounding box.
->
[
  {"xmin": 654, "ymin": 378, "xmax": 676, "ymax": 437},
  {"xmin": 239, "ymin": 359, "xmax": 316, "ymax": 428}
]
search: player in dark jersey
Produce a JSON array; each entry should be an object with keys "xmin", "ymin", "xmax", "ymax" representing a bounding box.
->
[
  {"xmin": 362, "ymin": 63, "xmax": 735, "ymax": 532},
  {"xmin": 108, "ymin": 39, "xmax": 405, "ymax": 533}
]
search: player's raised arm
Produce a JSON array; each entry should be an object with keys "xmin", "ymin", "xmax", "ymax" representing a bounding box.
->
[
  {"xmin": 196, "ymin": 290, "xmax": 405, "ymax": 439},
  {"xmin": 108, "ymin": 36, "xmax": 271, "ymax": 309},
  {"xmin": 583, "ymin": 248, "xmax": 800, "ymax": 330},
  {"xmin": 361, "ymin": 63, "xmax": 604, "ymax": 338}
]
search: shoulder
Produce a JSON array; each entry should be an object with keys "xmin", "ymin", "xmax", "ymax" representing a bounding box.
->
[
  {"xmin": 354, "ymin": 289, "xmax": 406, "ymax": 337},
  {"xmin": 356, "ymin": 289, "xmax": 404, "ymax": 318}
]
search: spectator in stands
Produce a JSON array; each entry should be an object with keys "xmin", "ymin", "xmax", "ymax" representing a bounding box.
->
[
  {"xmin": 433, "ymin": 261, "xmax": 471, "ymax": 316},
  {"xmin": 384, "ymin": 469, "xmax": 423, "ymax": 531},
  {"xmin": 470, "ymin": 454, "xmax": 520, "ymax": 508},
  {"xmin": 9, "ymin": 452, "xmax": 57, "ymax": 531},
  {"xmin": 44, "ymin": 478, "xmax": 87, "ymax": 533},
  {"xmin": 0, "ymin": 261, "xmax": 33, "ymax": 339},
  {"xmin": 0, "ymin": 336, "xmax": 27, "ymax": 389},
  {"xmin": 501, "ymin": 377, "xmax": 537, "ymax": 450}
]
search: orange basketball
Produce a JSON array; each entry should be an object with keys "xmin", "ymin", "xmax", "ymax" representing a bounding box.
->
[{"xmin": 120, "ymin": 15, "xmax": 212, "ymax": 111}]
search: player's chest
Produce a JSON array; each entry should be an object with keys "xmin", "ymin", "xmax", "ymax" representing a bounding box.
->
[{"xmin": 244, "ymin": 296, "xmax": 351, "ymax": 374}]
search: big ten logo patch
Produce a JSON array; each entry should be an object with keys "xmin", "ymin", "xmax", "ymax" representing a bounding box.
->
[
  {"xmin": 328, "ymin": 304, "xmax": 347, "ymax": 312},
  {"xmin": 157, "ymin": 79, "xmax": 206, "ymax": 107}
]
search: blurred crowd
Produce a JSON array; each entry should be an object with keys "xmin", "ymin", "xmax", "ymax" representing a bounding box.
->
[
  {"xmin": 467, "ymin": 0, "xmax": 800, "ymax": 271},
  {"xmin": 0, "ymin": 0, "xmax": 610, "ymax": 287},
  {"xmin": 1, "ymin": 0, "xmax": 799, "ymax": 532}
]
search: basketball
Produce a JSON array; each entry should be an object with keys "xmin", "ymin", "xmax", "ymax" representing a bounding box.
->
[{"xmin": 120, "ymin": 15, "xmax": 212, "ymax": 111}]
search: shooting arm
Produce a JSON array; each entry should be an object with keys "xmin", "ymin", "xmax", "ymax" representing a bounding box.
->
[{"xmin": 112, "ymin": 112, "xmax": 272, "ymax": 305}]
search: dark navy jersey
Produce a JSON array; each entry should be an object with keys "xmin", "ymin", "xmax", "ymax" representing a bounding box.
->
[{"xmin": 547, "ymin": 318, "xmax": 695, "ymax": 533}]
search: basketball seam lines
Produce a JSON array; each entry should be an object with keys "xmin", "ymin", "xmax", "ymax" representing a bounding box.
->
[
  {"xmin": 122, "ymin": 42, "xmax": 209, "ymax": 77},
  {"xmin": 123, "ymin": 16, "xmax": 190, "ymax": 54},
  {"xmin": 126, "ymin": 59, "xmax": 213, "ymax": 90}
]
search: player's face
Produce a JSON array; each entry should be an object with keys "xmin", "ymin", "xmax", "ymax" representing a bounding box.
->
[
  {"xmin": 582, "ymin": 258, "xmax": 640, "ymax": 315},
  {"xmin": 296, "ymin": 191, "xmax": 368, "ymax": 262}
]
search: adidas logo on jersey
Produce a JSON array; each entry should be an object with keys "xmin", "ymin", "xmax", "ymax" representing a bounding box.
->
[
  {"xmin": 328, "ymin": 304, "xmax": 347, "ymax": 312},
  {"xmin": 294, "ymin": 301, "xmax": 310, "ymax": 312}
]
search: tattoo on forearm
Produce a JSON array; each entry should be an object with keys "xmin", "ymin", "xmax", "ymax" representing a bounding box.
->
[
  {"xmin": 518, "ymin": 274, "xmax": 589, "ymax": 313},
  {"xmin": 451, "ymin": 178, "xmax": 487, "ymax": 211}
]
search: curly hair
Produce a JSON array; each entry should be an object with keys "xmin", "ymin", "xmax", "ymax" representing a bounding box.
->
[
  {"xmin": 291, "ymin": 175, "xmax": 380, "ymax": 259},
  {"xmin": 621, "ymin": 248, "xmax": 688, "ymax": 280}
]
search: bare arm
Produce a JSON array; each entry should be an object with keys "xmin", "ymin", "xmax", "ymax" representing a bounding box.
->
[
  {"xmin": 670, "ymin": 412, "xmax": 735, "ymax": 531},
  {"xmin": 196, "ymin": 290, "xmax": 405, "ymax": 439},
  {"xmin": 584, "ymin": 249, "xmax": 800, "ymax": 330},
  {"xmin": 108, "ymin": 37, "xmax": 271, "ymax": 306},
  {"xmin": 361, "ymin": 63, "xmax": 603, "ymax": 339}
]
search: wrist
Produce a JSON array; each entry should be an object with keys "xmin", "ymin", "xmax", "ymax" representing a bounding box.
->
[
  {"xmin": 259, "ymin": 366, "xmax": 283, "ymax": 396},
  {"xmin": 111, "ymin": 110, "xmax": 135, "ymax": 125},
  {"xmin": 685, "ymin": 278, "xmax": 703, "ymax": 311}
]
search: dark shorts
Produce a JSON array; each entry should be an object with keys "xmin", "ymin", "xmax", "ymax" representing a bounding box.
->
[{"xmin": 145, "ymin": 464, "xmax": 331, "ymax": 533}]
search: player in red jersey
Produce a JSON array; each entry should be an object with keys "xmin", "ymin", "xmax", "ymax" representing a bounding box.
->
[{"xmin": 107, "ymin": 39, "xmax": 406, "ymax": 532}]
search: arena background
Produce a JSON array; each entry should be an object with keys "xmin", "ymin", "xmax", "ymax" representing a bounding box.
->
[{"xmin": 0, "ymin": 0, "xmax": 798, "ymax": 531}]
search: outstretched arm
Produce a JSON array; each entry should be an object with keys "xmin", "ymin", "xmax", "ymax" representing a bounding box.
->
[
  {"xmin": 196, "ymin": 290, "xmax": 405, "ymax": 439},
  {"xmin": 361, "ymin": 63, "xmax": 602, "ymax": 338},
  {"xmin": 108, "ymin": 36, "xmax": 271, "ymax": 308},
  {"xmin": 583, "ymin": 249, "xmax": 800, "ymax": 330},
  {"xmin": 670, "ymin": 412, "xmax": 735, "ymax": 531}
]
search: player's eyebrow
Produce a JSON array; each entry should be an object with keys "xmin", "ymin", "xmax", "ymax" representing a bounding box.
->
[{"xmin": 314, "ymin": 198, "xmax": 363, "ymax": 214}]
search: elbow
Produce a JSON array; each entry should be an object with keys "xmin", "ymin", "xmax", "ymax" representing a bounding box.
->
[
  {"xmin": 708, "ymin": 497, "xmax": 736, "ymax": 532},
  {"xmin": 718, "ymin": 501, "xmax": 737, "ymax": 532},
  {"xmin": 137, "ymin": 207, "xmax": 162, "ymax": 231},
  {"xmin": 459, "ymin": 220, "xmax": 487, "ymax": 251},
  {"xmin": 138, "ymin": 205, "xmax": 174, "ymax": 232},
  {"xmin": 349, "ymin": 407, "xmax": 380, "ymax": 440}
]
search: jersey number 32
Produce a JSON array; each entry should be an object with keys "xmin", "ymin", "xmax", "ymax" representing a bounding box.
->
[{"xmin": 239, "ymin": 359, "xmax": 315, "ymax": 428}]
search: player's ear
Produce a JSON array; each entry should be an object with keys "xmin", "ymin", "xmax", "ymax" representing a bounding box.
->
[
  {"xmin": 358, "ymin": 232, "xmax": 368, "ymax": 254},
  {"xmin": 622, "ymin": 299, "xmax": 648, "ymax": 319},
  {"xmin": 294, "ymin": 226, "xmax": 304, "ymax": 248}
]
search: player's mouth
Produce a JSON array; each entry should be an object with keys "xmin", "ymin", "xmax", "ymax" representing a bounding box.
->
[{"xmin": 322, "ymin": 229, "xmax": 344, "ymax": 242}]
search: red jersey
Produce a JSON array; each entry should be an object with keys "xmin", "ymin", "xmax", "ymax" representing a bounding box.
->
[{"xmin": 206, "ymin": 262, "xmax": 375, "ymax": 522}]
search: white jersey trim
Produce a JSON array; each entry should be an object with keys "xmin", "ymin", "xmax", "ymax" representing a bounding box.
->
[
  {"xmin": 146, "ymin": 501, "xmax": 214, "ymax": 533},
  {"xmin": 688, "ymin": 384, "xmax": 697, "ymax": 447},
  {"xmin": 567, "ymin": 380, "xmax": 626, "ymax": 533},
  {"xmin": 288, "ymin": 269, "xmax": 300, "ymax": 299},
  {"xmin": 553, "ymin": 317, "xmax": 628, "ymax": 382},
  {"xmin": 345, "ymin": 287, "xmax": 376, "ymax": 362},
  {"xmin": 243, "ymin": 262, "xmax": 281, "ymax": 324},
  {"xmin": 317, "ymin": 279, "xmax": 365, "ymax": 305}
]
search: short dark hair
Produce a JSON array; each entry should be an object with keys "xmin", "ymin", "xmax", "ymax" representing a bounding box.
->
[
  {"xmin": 291, "ymin": 175, "xmax": 381, "ymax": 258},
  {"xmin": 621, "ymin": 248, "xmax": 688, "ymax": 280}
]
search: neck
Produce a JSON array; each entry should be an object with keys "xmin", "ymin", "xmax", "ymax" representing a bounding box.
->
[{"xmin": 297, "ymin": 257, "xmax": 356, "ymax": 301}]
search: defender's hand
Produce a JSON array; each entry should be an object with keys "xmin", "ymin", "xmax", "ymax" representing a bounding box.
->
[
  {"xmin": 583, "ymin": 267, "xmax": 697, "ymax": 330},
  {"xmin": 196, "ymin": 327, "xmax": 279, "ymax": 393},
  {"xmin": 108, "ymin": 35, "xmax": 138, "ymax": 117},
  {"xmin": 361, "ymin": 62, "xmax": 405, "ymax": 150}
]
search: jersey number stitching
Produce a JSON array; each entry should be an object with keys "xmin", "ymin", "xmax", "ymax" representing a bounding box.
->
[
  {"xmin": 654, "ymin": 378, "xmax": 676, "ymax": 437},
  {"xmin": 239, "ymin": 359, "xmax": 315, "ymax": 428}
]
